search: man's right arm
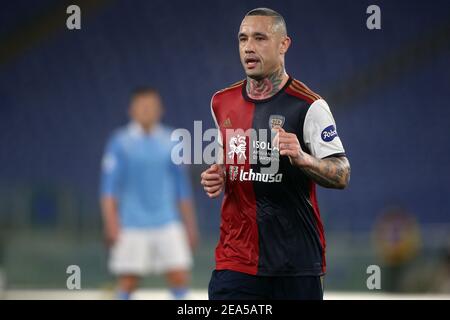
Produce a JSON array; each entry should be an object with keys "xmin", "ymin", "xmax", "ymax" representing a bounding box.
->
[
  {"xmin": 201, "ymin": 96, "xmax": 226, "ymax": 198},
  {"xmin": 201, "ymin": 164, "xmax": 225, "ymax": 198},
  {"xmin": 101, "ymin": 196, "xmax": 120, "ymax": 246},
  {"xmin": 100, "ymin": 134, "xmax": 123, "ymax": 245}
]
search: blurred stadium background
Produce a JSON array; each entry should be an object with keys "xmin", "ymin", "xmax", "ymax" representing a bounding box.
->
[{"xmin": 0, "ymin": 0, "xmax": 449, "ymax": 299}]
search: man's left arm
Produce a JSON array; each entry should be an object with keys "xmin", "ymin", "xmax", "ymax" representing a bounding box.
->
[
  {"xmin": 173, "ymin": 163, "xmax": 199, "ymax": 250},
  {"xmin": 275, "ymin": 99, "xmax": 351, "ymax": 189},
  {"xmin": 302, "ymin": 155, "xmax": 350, "ymax": 189}
]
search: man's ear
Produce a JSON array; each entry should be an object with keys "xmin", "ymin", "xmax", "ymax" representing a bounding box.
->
[{"xmin": 280, "ymin": 36, "xmax": 291, "ymax": 54}]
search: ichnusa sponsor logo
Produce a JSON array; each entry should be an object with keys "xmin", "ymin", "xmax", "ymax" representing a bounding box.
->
[{"xmin": 229, "ymin": 166, "xmax": 282, "ymax": 183}]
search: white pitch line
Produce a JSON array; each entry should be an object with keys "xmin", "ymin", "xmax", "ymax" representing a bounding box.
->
[{"xmin": 3, "ymin": 289, "xmax": 450, "ymax": 300}]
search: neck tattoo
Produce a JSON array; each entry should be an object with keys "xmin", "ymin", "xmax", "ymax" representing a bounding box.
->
[{"xmin": 246, "ymin": 66, "xmax": 286, "ymax": 100}]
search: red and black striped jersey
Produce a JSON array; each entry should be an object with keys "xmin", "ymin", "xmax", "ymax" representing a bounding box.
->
[{"xmin": 210, "ymin": 76, "xmax": 346, "ymax": 276}]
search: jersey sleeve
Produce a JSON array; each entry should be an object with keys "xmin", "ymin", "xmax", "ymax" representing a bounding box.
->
[
  {"xmin": 211, "ymin": 94, "xmax": 224, "ymax": 164},
  {"xmin": 303, "ymin": 99, "xmax": 346, "ymax": 159},
  {"xmin": 100, "ymin": 133, "xmax": 124, "ymax": 198},
  {"xmin": 211, "ymin": 94, "xmax": 223, "ymax": 147}
]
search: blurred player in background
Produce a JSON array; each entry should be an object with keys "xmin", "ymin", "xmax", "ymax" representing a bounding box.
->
[
  {"xmin": 373, "ymin": 205, "xmax": 421, "ymax": 292},
  {"xmin": 201, "ymin": 8, "xmax": 350, "ymax": 300},
  {"xmin": 100, "ymin": 87, "xmax": 198, "ymax": 300}
]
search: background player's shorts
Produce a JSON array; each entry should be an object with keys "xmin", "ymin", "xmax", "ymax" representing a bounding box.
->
[
  {"xmin": 208, "ymin": 269, "xmax": 323, "ymax": 300},
  {"xmin": 109, "ymin": 222, "xmax": 192, "ymax": 275}
]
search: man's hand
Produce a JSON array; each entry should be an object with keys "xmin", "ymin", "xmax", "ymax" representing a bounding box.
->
[
  {"xmin": 178, "ymin": 199, "xmax": 199, "ymax": 251},
  {"xmin": 104, "ymin": 219, "xmax": 120, "ymax": 247},
  {"xmin": 200, "ymin": 164, "xmax": 225, "ymax": 198},
  {"xmin": 186, "ymin": 225, "xmax": 199, "ymax": 251},
  {"xmin": 101, "ymin": 196, "xmax": 120, "ymax": 247},
  {"xmin": 273, "ymin": 127, "xmax": 351, "ymax": 189},
  {"xmin": 273, "ymin": 127, "xmax": 313, "ymax": 167}
]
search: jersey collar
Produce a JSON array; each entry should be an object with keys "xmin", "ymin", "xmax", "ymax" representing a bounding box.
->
[
  {"xmin": 128, "ymin": 122, "xmax": 162, "ymax": 138},
  {"xmin": 242, "ymin": 75, "xmax": 293, "ymax": 104}
]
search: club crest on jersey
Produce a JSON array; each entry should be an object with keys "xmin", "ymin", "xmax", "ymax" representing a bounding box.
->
[
  {"xmin": 269, "ymin": 115, "xmax": 285, "ymax": 129},
  {"xmin": 228, "ymin": 134, "xmax": 247, "ymax": 160},
  {"xmin": 321, "ymin": 125, "xmax": 338, "ymax": 142},
  {"xmin": 229, "ymin": 165, "xmax": 239, "ymax": 181}
]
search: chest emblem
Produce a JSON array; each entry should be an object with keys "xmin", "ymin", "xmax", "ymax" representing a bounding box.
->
[
  {"xmin": 228, "ymin": 134, "xmax": 247, "ymax": 160},
  {"xmin": 269, "ymin": 115, "xmax": 285, "ymax": 129}
]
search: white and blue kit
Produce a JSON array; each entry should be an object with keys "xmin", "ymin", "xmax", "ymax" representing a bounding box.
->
[{"xmin": 101, "ymin": 122, "xmax": 193, "ymax": 275}]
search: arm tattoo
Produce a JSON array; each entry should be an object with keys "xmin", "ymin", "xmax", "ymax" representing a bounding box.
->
[
  {"xmin": 246, "ymin": 65, "xmax": 284, "ymax": 99},
  {"xmin": 301, "ymin": 156, "xmax": 351, "ymax": 189}
]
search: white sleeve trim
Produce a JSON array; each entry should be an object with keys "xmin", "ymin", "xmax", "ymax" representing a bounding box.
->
[
  {"xmin": 303, "ymin": 99, "xmax": 346, "ymax": 159},
  {"xmin": 210, "ymin": 93, "xmax": 224, "ymax": 164}
]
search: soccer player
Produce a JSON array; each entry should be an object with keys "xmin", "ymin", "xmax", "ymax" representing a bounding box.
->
[
  {"xmin": 100, "ymin": 87, "xmax": 198, "ymax": 300},
  {"xmin": 201, "ymin": 8, "xmax": 351, "ymax": 300}
]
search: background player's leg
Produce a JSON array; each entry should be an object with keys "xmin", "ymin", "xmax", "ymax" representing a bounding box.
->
[
  {"xmin": 165, "ymin": 269, "xmax": 190, "ymax": 299},
  {"xmin": 109, "ymin": 229, "xmax": 150, "ymax": 300},
  {"xmin": 117, "ymin": 274, "xmax": 140, "ymax": 300},
  {"xmin": 156, "ymin": 222, "xmax": 193, "ymax": 299}
]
